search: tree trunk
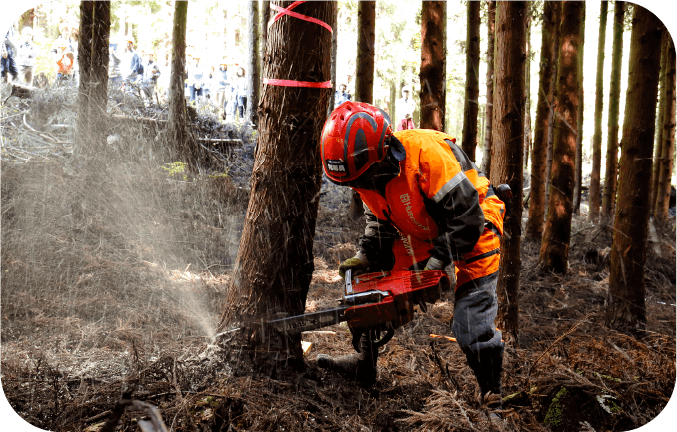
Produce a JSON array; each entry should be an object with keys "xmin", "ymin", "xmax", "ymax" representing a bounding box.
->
[
  {"xmin": 539, "ymin": 1, "xmax": 584, "ymax": 274},
  {"xmin": 606, "ymin": 6, "xmax": 663, "ymax": 333},
  {"xmin": 261, "ymin": 1, "xmax": 270, "ymax": 92},
  {"xmin": 247, "ymin": 0, "xmax": 260, "ymax": 125},
  {"xmin": 590, "ymin": 1, "xmax": 608, "ymax": 223},
  {"xmin": 655, "ymin": 37, "xmax": 676, "ymax": 220},
  {"xmin": 601, "ymin": 1, "xmax": 625, "ymax": 220},
  {"xmin": 262, "ymin": 2, "xmax": 270, "ymax": 43},
  {"xmin": 526, "ymin": 0, "xmax": 558, "ymax": 241},
  {"xmin": 482, "ymin": 1, "xmax": 496, "ymax": 176},
  {"xmin": 573, "ymin": 3, "xmax": 586, "ymax": 215},
  {"xmin": 352, "ymin": 1, "xmax": 375, "ymax": 219},
  {"xmin": 461, "ymin": 0, "xmax": 481, "ymax": 161},
  {"xmin": 76, "ymin": 1, "xmax": 94, "ymax": 151},
  {"xmin": 328, "ymin": 14, "xmax": 337, "ymax": 117},
  {"xmin": 217, "ymin": 2, "xmax": 336, "ymax": 353},
  {"xmin": 355, "ymin": 1, "xmax": 375, "ymax": 104},
  {"xmin": 650, "ymin": 33, "xmax": 669, "ymax": 218},
  {"xmin": 491, "ymin": 1, "xmax": 526, "ymax": 345},
  {"xmin": 90, "ymin": 1, "xmax": 110, "ymax": 146},
  {"xmin": 419, "ymin": 1, "xmax": 446, "ymax": 131},
  {"xmin": 523, "ymin": 5, "xmax": 531, "ymax": 170},
  {"xmin": 167, "ymin": 1, "xmax": 192, "ymax": 164},
  {"xmin": 544, "ymin": 2, "xmax": 562, "ymax": 208}
]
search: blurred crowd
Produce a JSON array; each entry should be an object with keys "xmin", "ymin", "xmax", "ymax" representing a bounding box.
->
[
  {"xmin": 184, "ymin": 53, "xmax": 249, "ymax": 121},
  {"xmin": 3, "ymin": 20, "xmax": 416, "ymax": 126},
  {"xmin": 2, "ymin": 21, "xmax": 251, "ymax": 122}
]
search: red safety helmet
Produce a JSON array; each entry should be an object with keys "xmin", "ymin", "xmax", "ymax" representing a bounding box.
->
[{"xmin": 321, "ymin": 101, "xmax": 395, "ymax": 183}]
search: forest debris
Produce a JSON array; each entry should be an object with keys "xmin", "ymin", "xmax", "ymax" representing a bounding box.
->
[
  {"xmin": 399, "ymin": 389, "xmax": 476, "ymax": 432},
  {"xmin": 302, "ymin": 341, "xmax": 312, "ymax": 356},
  {"xmin": 528, "ymin": 313, "xmax": 592, "ymax": 377}
]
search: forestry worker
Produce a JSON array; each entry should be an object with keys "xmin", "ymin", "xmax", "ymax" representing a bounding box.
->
[{"xmin": 317, "ymin": 101, "xmax": 506, "ymax": 407}]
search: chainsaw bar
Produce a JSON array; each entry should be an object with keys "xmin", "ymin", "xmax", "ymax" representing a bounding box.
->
[{"xmin": 265, "ymin": 306, "xmax": 350, "ymax": 334}]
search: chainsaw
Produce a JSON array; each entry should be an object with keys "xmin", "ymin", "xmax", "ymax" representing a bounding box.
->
[{"xmin": 262, "ymin": 269, "xmax": 451, "ymax": 351}]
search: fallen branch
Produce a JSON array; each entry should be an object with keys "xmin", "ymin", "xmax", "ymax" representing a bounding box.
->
[{"xmin": 429, "ymin": 341, "xmax": 458, "ymax": 392}]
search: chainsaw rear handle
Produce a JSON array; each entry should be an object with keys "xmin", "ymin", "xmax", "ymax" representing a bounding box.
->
[{"xmin": 351, "ymin": 324, "xmax": 395, "ymax": 352}]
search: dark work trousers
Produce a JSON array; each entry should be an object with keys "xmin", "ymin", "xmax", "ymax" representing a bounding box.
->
[{"xmin": 452, "ymin": 271, "xmax": 504, "ymax": 395}]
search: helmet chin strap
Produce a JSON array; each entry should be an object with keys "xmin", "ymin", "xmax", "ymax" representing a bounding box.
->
[{"xmin": 360, "ymin": 148, "xmax": 401, "ymax": 194}]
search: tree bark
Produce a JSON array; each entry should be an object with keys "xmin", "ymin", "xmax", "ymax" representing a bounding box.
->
[
  {"xmin": 461, "ymin": 0, "xmax": 481, "ymax": 161},
  {"xmin": 606, "ymin": 5, "xmax": 663, "ymax": 332},
  {"xmin": 218, "ymin": 2, "xmax": 336, "ymax": 352},
  {"xmin": 523, "ymin": 5, "xmax": 532, "ymax": 170},
  {"xmin": 167, "ymin": 1, "xmax": 192, "ymax": 163},
  {"xmin": 352, "ymin": 1, "xmax": 375, "ymax": 219},
  {"xmin": 261, "ymin": 1, "xmax": 270, "ymax": 92},
  {"xmin": 247, "ymin": 0, "xmax": 260, "ymax": 125},
  {"xmin": 419, "ymin": 1, "xmax": 446, "ymax": 131},
  {"xmin": 491, "ymin": 1, "xmax": 526, "ymax": 345},
  {"xmin": 539, "ymin": 1, "xmax": 584, "ymax": 274},
  {"xmin": 328, "ymin": 13, "xmax": 337, "ymax": 117},
  {"xmin": 76, "ymin": 1, "xmax": 94, "ymax": 151},
  {"xmin": 650, "ymin": 33, "xmax": 669, "ymax": 218},
  {"xmin": 355, "ymin": 1, "xmax": 375, "ymax": 104},
  {"xmin": 655, "ymin": 37, "xmax": 676, "ymax": 220},
  {"xmin": 482, "ymin": 1, "xmax": 496, "ymax": 176},
  {"xmin": 90, "ymin": 1, "xmax": 110, "ymax": 147},
  {"xmin": 573, "ymin": 3, "xmax": 586, "ymax": 215},
  {"xmin": 601, "ymin": 1, "xmax": 625, "ymax": 220},
  {"xmin": 544, "ymin": 2, "xmax": 562, "ymax": 208},
  {"xmin": 526, "ymin": 1, "xmax": 558, "ymax": 241},
  {"xmin": 590, "ymin": 1, "xmax": 608, "ymax": 223},
  {"xmin": 261, "ymin": 1, "xmax": 271, "ymax": 52}
]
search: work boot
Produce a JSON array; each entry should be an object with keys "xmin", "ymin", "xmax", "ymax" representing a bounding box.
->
[
  {"xmin": 317, "ymin": 328, "xmax": 379, "ymax": 387},
  {"xmin": 466, "ymin": 346, "xmax": 504, "ymax": 419}
]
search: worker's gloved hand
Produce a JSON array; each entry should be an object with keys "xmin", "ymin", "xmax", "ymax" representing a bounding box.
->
[
  {"xmin": 339, "ymin": 253, "xmax": 369, "ymax": 279},
  {"xmin": 423, "ymin": 256, "xmax": 444, "ymax": 271}
]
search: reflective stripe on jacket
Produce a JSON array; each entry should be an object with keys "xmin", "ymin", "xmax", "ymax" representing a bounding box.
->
[{"xmin": 354, "ymin": 129, "xmax": 505, "ymax": 290}]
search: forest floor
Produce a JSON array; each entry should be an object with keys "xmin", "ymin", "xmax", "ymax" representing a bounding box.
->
[{"xmin": 1, "ymin": 86, "xmax": 676, "ymax": 432}]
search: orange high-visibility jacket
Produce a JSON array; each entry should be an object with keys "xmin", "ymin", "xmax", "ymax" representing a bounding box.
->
[{"xmin": 354, "ymin": 129, "xmax": 505, "ymax": 289}]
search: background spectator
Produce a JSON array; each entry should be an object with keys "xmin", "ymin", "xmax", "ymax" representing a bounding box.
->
[
  {"xmin": 51, "ymin": 22, "xmax": 72, "ymax": 72},
  {"xmin": 203, "ymin": 64, "xmax": 215, "ymax": 101},
  {"xmin": 234, "ymin": 66, "xmax": 247, "ymax": 120},
  {"xmin": 396, "ymin": 85, "xmax": 416, "ymax": 130},
  {"xmin": 121, "ymin": 37, "xmax": 142, "ymax": 90},
  {"xmin": 334, "ymin": 83, "xmax": 351, "ymax": 108},
  {"xmin": 16, "ymin": 27, "xmax": 36, "ymax": 86},
  {"xmin": 1, "ymin": 27, "xmax": 18, "ymax": 84},
  {"xmin": 187, "ymin": 56, "xmax": 204, "ymax": 105},
  {"xmin": 70, "ymin": 24, "xmax": 79, "ymax": 85},
  {"xmin": 214, "ymin": 60, "xmax": 229, "ymax": 120},
  {"xmin": 54, "ymin": 41, "xmax": 74, "ymax": 86},
  {"xmin": 140, "ymin": 51, "xmax": 161, "ymax": 103},
  {"xmin": 108, "ymin": 40, "xmax": 122, "ymax": 88}
]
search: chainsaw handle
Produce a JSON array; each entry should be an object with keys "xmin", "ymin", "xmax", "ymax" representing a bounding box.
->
[
  {"xmin": 372, "ymin": 324, "xmax": 394, "ymax": 348},
  {"xmin": 351, "ymin": 325, "xmax": 395, "ymax": 352}
]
